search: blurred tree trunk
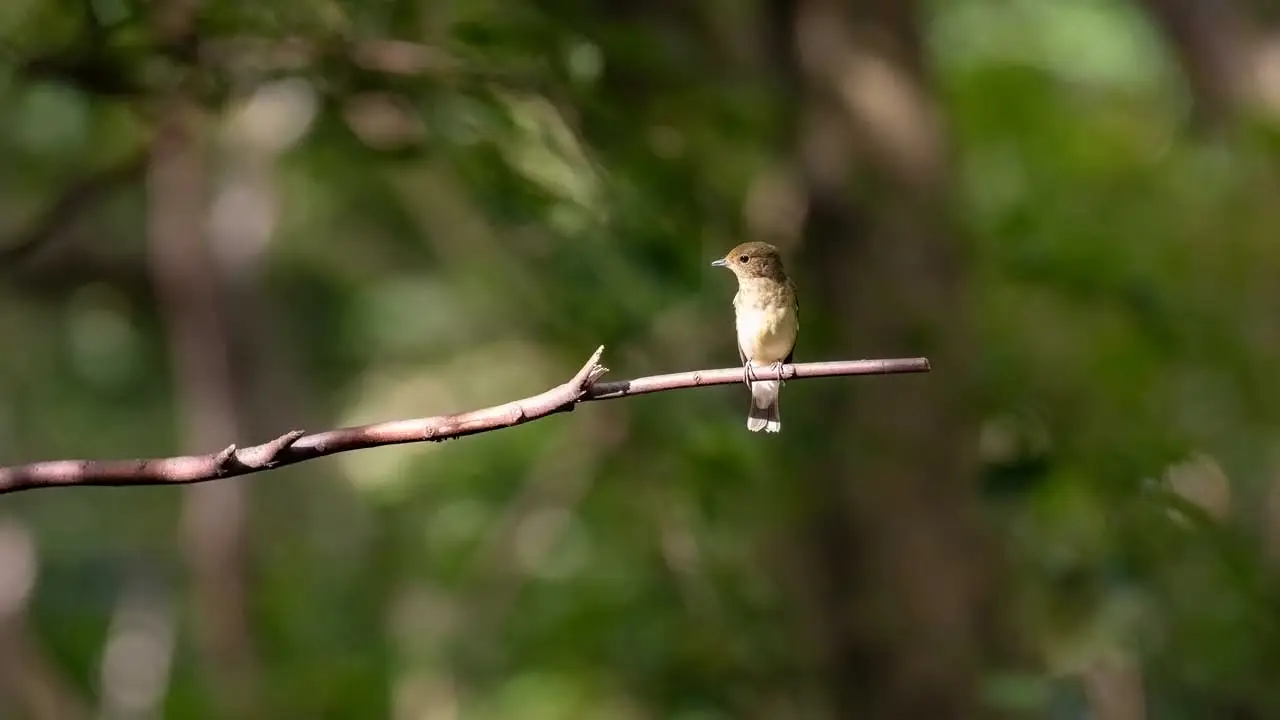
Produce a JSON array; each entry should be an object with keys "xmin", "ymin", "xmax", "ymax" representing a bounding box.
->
[
  {"xmin": 148, "ymin": 104, "xmax": 263, "ymax": 720},
  {"xmin": 769, "ymin": 1, "xmax": 1000, "ymax": 718},
  {"xmin": 146, "ymin": 0, "xmax": 264, "ymax": 705},
  {"xmin": 1082, "ymin": 659, "xmax": 1146, "ymax": 720},
  {"xmin": 1135, "ymin": 0, "xmax": 1255, "ymax": 129}
]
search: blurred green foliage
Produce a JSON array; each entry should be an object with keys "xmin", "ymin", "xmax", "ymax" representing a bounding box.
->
[{"xmin": 5, "ymin": 0, "xmax": 1280, "ymax": 717}]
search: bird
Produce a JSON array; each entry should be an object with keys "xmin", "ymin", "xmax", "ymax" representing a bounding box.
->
[{"xmin": 711, "ymin": 241, "xmax": 798, "ymax": 433}]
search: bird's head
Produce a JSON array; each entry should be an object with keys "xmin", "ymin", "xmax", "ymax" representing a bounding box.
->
[{"xmin": 711, "ymin": 241, "xmax": 787, "ymax": 282}]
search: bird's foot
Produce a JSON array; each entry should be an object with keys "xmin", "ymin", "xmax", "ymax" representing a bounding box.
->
[
  {"xmin": 743, "ymin": 361, "xmax": 786, "ymax": 387},
  {"xmin": 769, "ymin": 361, "xmax": 787, "ymax": 387}
]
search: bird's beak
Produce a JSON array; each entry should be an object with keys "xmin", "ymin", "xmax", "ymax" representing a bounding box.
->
[{"xmin": 710, "ymin": 258, "xmax": 727, "ymax": 268}]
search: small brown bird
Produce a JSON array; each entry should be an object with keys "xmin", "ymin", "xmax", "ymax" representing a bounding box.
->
[{"xmin": 711, "ymin": 241, "xmax": 799, "ymax": 433}]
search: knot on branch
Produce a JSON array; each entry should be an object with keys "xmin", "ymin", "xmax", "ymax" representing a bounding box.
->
[{"xmin": 213, "ymin": 430, "xmax": 306, "ymax": 473}]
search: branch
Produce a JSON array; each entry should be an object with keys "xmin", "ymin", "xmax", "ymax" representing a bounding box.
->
[{"xmin": 0, "ymin": 349, "xmax": 929, "ymax": 494}]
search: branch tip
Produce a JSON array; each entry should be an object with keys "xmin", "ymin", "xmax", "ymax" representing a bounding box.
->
[
  {"xmin": 570, "ymin": 346, "xmax": 608, "ymax": 389},
  {"xmin": 233, "ymin": 430, "xmax": 308, "ymax": 467},
  {"xmin": 214, "ymin": 444, "xmax": 237, "ymax": 467},
  {"xmin": 265, "ymin": 430, "xmax": 306, "ymax": 457}
]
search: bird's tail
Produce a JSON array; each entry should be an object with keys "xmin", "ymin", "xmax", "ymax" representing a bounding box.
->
[{"xmin": 747, "ymin": 380, "xmax": 781, "ymax": 433}]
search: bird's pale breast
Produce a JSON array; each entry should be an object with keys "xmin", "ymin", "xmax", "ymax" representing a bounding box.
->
[{"xmin": 734, "ymin": 280, "xmax": 797, "ymax": 364}]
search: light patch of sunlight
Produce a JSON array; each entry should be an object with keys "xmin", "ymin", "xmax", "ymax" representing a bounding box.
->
[
  {"xmin": 834, "ymin": 46, "xmax": 944, "ymax": 183},
  {"xmin": 495, "ymin": 91, "xmax": 605, "ymax": 234},
  {"xmin": 98, "ymin": 585, "xmax": 175, "ymax": 717},
  {"xmin": 389, "ymin": 583, "xmax": 460, "ymax": 658},
  {"xmin": 343, "ymin": 92, "xmax": 425, "ymax": 150},
  {"xmin": 933, "ymin": 0, "xmax": 1169, "ymax": 90},
  {"xmin": 1163, "ymin": 452, "xmax": 1230, "ymax": 522},
  {"xmin": 65, "ymin": 283, "xmax": 140, "ymax": 389},
  {"xmin": 394, "ymin": 669, "xmax": 459, "ymax": 720},
  {"xmin": 486, "ymin": 671, "xmax": 591, "ymax": 720},
  {"xmin": 564, "ymin": 38, "xmax": 604, "ymax": 85},
  {"xmin": 223, "ymin": 77, "xmax": 318, "ymax": 154},
  {"xmin": 339, "ymin": 341, "xmax": 561, "ymax": 499},
  {"xmin": 514, "ymin": 506, "xmax": 592, "ymax": 581},
  {"xmin": 0, "ymin": 522, "xmax": 35, "ymax": 615},
  {"xmin": 1253, "ymin": 39, "xmax": 1280, "ymax": 118}
]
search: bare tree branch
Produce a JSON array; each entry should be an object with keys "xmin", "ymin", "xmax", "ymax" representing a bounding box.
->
[{"xmin": 0, "ymin": 349, "xmax": 928, "ymax": 494}]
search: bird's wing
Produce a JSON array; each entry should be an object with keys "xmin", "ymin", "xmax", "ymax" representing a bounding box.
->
[
  {"xmin": 785, "ymin": 277, "xmax": 798, "ymax": 364},
  {"xmin": 732, "ymin": 290, "xmax": 749, "ymax": 365},
  {"xmin": 791, "ymin": 278, "xmax": 799, "ymax": 328}
]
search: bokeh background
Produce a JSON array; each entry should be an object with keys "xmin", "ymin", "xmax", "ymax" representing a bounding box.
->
[{"xmin": 3, "ymin": 0, "xmax": 1280, "ymax": 718}]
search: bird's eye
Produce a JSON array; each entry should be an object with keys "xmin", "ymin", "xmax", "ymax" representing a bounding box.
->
[{"xmin": 738, "ymin": 255, "xmax": 750, "ymax": 263}]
